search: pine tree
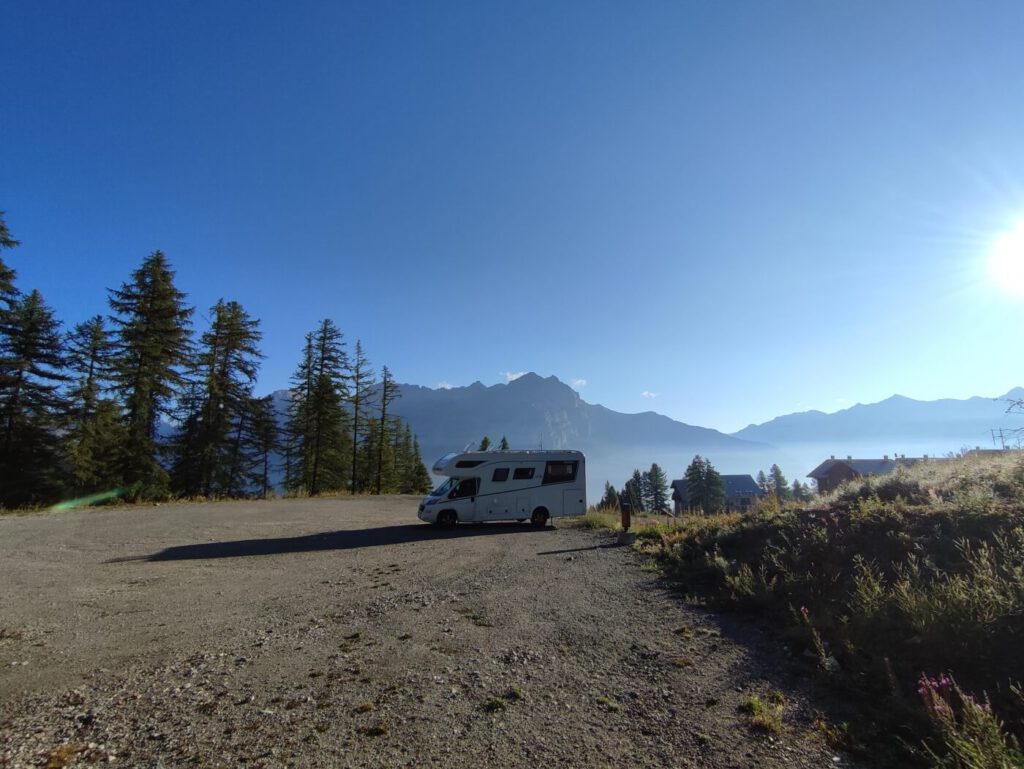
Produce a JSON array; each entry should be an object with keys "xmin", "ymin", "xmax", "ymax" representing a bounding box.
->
[
  {"xmin": 375, "ymin": 365, "xmax": 400, "ymax": 494},
  {"xmin": 0, "ymin": 290, "xmax": 69, "ymax": 507},
  {"xmin": 769, "ymin": 464, "xmax": 790, "ymax": 502},
  {"xmin": 684, "ymin": 455, "xmax": 725, "ymax": 514},
  {"xmin": 498, "ymin": 436, "xmax": 509, "ymax": 450},
  {"xmin": 108, "ymin": 251, "xmax": 193, "ymax": 498},
  {"xmin": 242, "ymin": 394, "xmax": 278, "ymax": 498},
  {"xmin": 639, "ymin": 470, "xmax": 653, "ymax": 511},
  {"xmin": 171, "ymin": 300, "xmax": 262, "ymax": 498},
  {"xmin": 623, "ymin": 469, "xmax": 646, "ymax": 512},
  {"xmin": 346, "ymin": 340, "xmax": 376, "ymax": 494},
  {"xmin": 65, "ymin": 316, "xmax": 125, "ymax": 494},
  {"xmin": 0, "ymin": 211, "xmax": 20, "ymax": 313},
  {"xmin": 0, "ymin": 212, "xmax": 22, "ymax": 406},
  {"xmin": 478, "ymin": 435, "xmax": 491, "ymax": 451},
  {"xmin": 285, "ymin": 320, "xmax": 350, "ymax": 495},
  {"xmin": 648, "ymin": 463, "xmax": 670, "ymax": 514},
  {"xmin": 756, "ymin": 470, "xmax": 769, "ymax": 494},
  {"xmin": 406, "ymin": 434, "xmax": 432, "ymax": 493},
  {"xmin": 599, "ymin": 481, "xmax": 620, "ymax": 510}
]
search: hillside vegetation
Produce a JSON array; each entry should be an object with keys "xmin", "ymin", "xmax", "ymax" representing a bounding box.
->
[{"xmin": 624, "ymin": 452, "xmax": 1024, "ymax": 766}]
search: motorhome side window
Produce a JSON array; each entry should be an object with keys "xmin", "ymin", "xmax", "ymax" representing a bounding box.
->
[
  {"xmin": 512, "ymin": 467, "xmax": 535, "ymax": 480},
  {"xmin": 542, "ymin": 461, "xmax": 578, "ymax": 484},
  {"xmin": 492, "ymin": 468, "xmax": 510, "ymax": 482},
  {"xmin": 451, "ymin": 478, "xmax": 479, "ymax": 498}
]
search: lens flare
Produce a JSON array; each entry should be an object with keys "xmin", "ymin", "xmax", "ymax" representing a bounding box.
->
[
  {"xmin": 988, "ymin": 221, "xmax": 1024, "ymax": 297},
  {"xmin": 50, "ymin": 488, "xmax": 127, "ymax": 512}
]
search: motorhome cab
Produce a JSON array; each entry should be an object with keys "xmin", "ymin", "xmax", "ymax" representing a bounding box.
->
[{"xmin": 417, "ymin": 449, "xmax": 586, "ymax": 528}]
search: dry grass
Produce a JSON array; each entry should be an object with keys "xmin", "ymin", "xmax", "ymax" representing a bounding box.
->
[{"xmin": 637, "ymin": 452, "xmax": 1024, "ymax": 765}]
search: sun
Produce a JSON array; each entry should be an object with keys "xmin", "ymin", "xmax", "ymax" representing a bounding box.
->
[{"xmin": 989, "ymin": 221, "xmax": 1024, "ymax": 297}]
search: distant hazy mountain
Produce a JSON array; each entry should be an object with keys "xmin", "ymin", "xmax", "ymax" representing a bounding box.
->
[
  {"xmin": 389, "ymin": 373, "xmax": 774, "ymax": 499},
  {"xmin": 732, "ymin": 388, "xmax": 1023, "ymax": 480},
  {"xmin": 264, "ymin": 379, "xmax": 1022, "ymax": 499}
]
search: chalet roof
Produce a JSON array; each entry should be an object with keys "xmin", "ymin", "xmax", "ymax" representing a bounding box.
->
[
  {"xmin": 670, "ymin": 475, "xmax": 761, "ymax": 501},
  {"xmin": 723, "ymin": 474, "xmax": 762, "ymax": 497},
  {"xmin": 807, "ymin": 458, "xmax": 898, "ymax": 479}
]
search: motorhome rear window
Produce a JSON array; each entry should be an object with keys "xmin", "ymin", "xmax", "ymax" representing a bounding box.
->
[
  {"xmin": 512, "ymin": 467, "xmax": 535, "ymax": 480},
  {"xmin": 455, "ymin": 460, "xmax": 484, "ymax": 468},
  {"xmin": 542, "ymin": 461, "xmax": 578, "ymax": 484},
  {"xmin": 492, "ymin": 468, "xmax": 510, "ymax": 482}
]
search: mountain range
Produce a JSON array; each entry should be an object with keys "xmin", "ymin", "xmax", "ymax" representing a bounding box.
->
[{"xmin": 268, "ymin": 375, "xmax": 1022, "ymax": 500}]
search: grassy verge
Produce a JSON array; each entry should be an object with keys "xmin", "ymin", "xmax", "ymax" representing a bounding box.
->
[{"xmin": 607, "ymin": 453, "xmax": 1024, "ymax": 766}]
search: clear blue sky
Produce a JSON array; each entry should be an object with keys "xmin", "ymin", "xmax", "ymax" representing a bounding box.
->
[{"xmin": 4, "ymin": 1, "xmax": 1024, "ymax": 433}]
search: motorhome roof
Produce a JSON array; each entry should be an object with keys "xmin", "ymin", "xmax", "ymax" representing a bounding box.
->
[{"xmin": 431, "ymin": 449, "xmax": 584, "ymax": 476}]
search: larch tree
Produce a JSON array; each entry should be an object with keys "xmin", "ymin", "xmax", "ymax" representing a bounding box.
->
[
  {"xmin": 769, "ymin": 464, "xmax": 790, "ymax": 502},
  {"xmin": 346, "ymin": 340, "xmax": 376, "ymax": 494},
  {"xmin": 647, "ymin": 463, "xmax": 670, "ymax": 514},
  {"xmin": 285, "ymin": 319, "xmax": 350, "ymax": 495},
  {"xmin": 375, "ymin": 365, "xmax": 400, "ymax": 494},
  {"xmin": 599, "ymin": 481, "xmax": 620, "ymax": 510},
  {"xmin": 108, "ymin": 251, "xmax": 193, "ymax": 498},
  {"xmin": 244, "ymin": 394, "xmax": 278, "ymax": 498},
  {"xmin": 65, "ymin": 316, "xmax": 126, "ymax": 494},
  {"xmin": 175, "ymin": 299, "xmax": 262, "ymax": 498},
  {"xmin": 684, "ymin": 455, "xmax": 725, "ymax": 514},
  {"xmin": 0, "ymin": 290, "xmax": 69, "ymax": 507}
]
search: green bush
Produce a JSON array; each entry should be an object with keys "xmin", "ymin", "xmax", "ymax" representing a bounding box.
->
[{"xmin": 637, "ymin": 453, "xmax": 1024, "ymax": 765}]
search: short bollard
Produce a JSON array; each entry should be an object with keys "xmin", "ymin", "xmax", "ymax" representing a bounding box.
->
[{"xmin": 618, "ymin": 502, "xmax": 636, "ymax": 545}]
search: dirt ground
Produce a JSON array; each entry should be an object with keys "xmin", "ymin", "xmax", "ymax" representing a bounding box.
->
[{"xmin": 0, "ymin": 497, "xmax": 860, "ymax": 768}]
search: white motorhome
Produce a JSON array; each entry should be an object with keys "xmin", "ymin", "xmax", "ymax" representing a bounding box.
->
[{"xmin": 417, "ymin": 449, "xmax": 586, "ymax": 528}]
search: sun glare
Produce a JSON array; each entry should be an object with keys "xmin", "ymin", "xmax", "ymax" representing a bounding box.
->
[{"xmin": 989, "ymin": 221, "xmax": 1024, "ymax": 297}]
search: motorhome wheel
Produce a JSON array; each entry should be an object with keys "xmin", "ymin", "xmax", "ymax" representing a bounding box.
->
[
  {"xmin": 530, "ymin": 508, "xmax": 549, "ymax": 527},
  {"xmin": 437, "ymin": 510, "xmax": 457, "ymax": 529}
]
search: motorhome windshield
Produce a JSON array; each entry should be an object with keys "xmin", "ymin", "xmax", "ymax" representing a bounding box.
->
[{"xmin": 429, "ymin": 478, "xmax": 455, "ymax": 497}]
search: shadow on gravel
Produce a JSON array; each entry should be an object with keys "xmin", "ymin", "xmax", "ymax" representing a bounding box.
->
[
  {"xmin": 108, "ymin": 523, "xmax": 554, "ymax": 563},
  {"xmin": 536, "ymin": 543, "xmax": 620, "ymax": 556}
]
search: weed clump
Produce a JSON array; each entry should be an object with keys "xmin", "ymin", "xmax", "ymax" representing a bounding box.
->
[{"xmin": 635, "ymin": 452, "xmax": 1024, "ymax": 764}]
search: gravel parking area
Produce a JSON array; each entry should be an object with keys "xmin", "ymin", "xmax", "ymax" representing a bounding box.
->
[{"xmin": 1, "ymin": 497, "xmax": 858, "ymax": 768}]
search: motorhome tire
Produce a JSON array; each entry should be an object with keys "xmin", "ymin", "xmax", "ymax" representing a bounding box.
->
[
  {"xmin": 530, "ymin": 508, "xmax": 549, "ymax": 527},
  {"xmin": 437, "ymin": 510, "xmax": 457, "ymax": 529}
]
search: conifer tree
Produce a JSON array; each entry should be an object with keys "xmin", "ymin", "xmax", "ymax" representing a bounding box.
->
[
  {"xmin": 405, "ymin": 434, "xmax": 432, "ymax": 493},
  {"xmin": 0, "ymin": 290, "xmax": 69, "ymax": 506},
  {"xmin": 478, "ymin": 435, "xmax": 491, "ymax": 451},
  {"xmin": 599, "ymin": 481, "xmax": 620, "ymax": 510},
  {"xmin": 108, "ymin": 251, "xmax": 193, "ymax": 498},
  {"xmin": 346, "ymin": 340, "xmax": 376, "ymax": 494},
  {"xmin": 375, "ymin": 365, "xmax": 400, "ymax": 494},
  {"xmin": 285, "ymin": 319, "xmax": 350, "ymax": 495},
  {"xmin": 647, "ymin": 463, "xmax": 670, "ymax": 514},
  {"xmin": 623, "ymin": 469, "xmax": 646, "ymax": 512},
  {"xmin": 498, "ymin": 435, "xmax": 509, "ymax": 450},
  {"xmin": 756, "ymin": 470, "xmax": 769, "ymax": 494},
  {"xmin": 790, "ymin": 477, "xmax": 804, "ymax": 502},
  {"xmin": 639, "ymin": 469, "xmax": 653, "ymax": 511},
  {"xmin": 769, "ymin": 464, "xmax": 790, "ymax": 502},
  {"xmin": 171, "ymin": 300, "xmax": 262, "ymax": 497},
  {"xmin": 0, "ymin": 211, "xmax": 20, "ymax": 313},
  {"xmin": 684, "ymin": 455, "xmax": 725, "ymax": 514},
  {"xmin": 244, "ymin": 394, "xmax": 278, "ymax": 498},
  {"xmin": 65, "ymin": 316, "xmax": 126, "ymax": 493}
]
